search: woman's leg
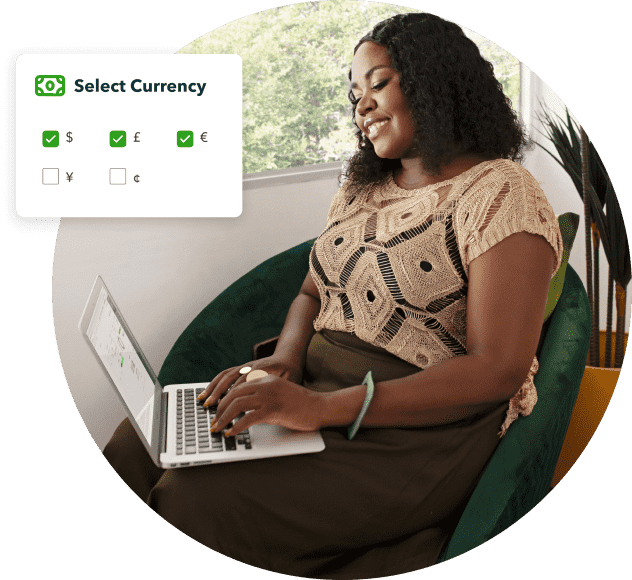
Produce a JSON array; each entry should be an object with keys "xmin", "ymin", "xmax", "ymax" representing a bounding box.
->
[
  {"xmin": 103, "ymin": 418, "xmax": 166, "ymax": 501},
  {"xmin": 146, "ymin": 402, "xmax": 507, "ymax": 578}
]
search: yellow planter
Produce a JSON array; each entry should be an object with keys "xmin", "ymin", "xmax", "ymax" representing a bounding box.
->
[{"xmin": 550, "ymin": 331, "xmax": 627, "ymax": 488}]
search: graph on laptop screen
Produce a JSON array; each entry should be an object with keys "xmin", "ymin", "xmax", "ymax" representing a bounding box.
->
[{"xmin": 86, "ymin": 286, "xmax": 155, "ymax": 442}]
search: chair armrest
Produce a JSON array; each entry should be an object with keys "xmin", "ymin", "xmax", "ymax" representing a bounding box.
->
[{"xmin": 253, "ymin": 336, "xmax": 279, "ymax": 360}]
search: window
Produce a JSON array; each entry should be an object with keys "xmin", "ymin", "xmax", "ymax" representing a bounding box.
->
[{"xmin": 179, "ymin": 1, "xmax": 520, "ymax": 176}]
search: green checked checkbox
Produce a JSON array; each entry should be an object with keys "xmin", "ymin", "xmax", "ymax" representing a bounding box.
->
[
  {"xmin": 43, "ymin": 130, "xmax": 59, "ymax": 147},
  {"xmin": 177, "ymin": 130, "xmax": 194, "ymax": 147},
  {"xmin": 110, "ymin": 130, "xmax": 126, "ymax": 147}
]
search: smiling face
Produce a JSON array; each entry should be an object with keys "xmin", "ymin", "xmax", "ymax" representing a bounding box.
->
[{"xmin": 350, "ymin": 41, "xmax": 417, "ymax": 160}]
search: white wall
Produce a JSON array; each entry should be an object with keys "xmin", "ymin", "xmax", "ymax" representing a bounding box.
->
[{"xmin": 53, "ymin": 170, "xmax": 341, "ymax": 450}]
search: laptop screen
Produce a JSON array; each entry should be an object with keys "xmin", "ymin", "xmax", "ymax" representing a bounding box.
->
[{"xmin": 86, "ymin": 286, "xmax": 155, "ymax": 443}]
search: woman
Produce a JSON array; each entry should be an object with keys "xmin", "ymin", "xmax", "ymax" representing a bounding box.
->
[{"xmin": 105, "ymin": 13, "xmax": 563, "ymax": 578}]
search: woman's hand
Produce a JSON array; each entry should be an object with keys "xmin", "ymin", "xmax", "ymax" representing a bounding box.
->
[
  {"xmin": 209, "ymin": 374, "xmax": 324, "ymax": 436},
  {"xmin": 196, "ymin": 355, "xmax": 304, "ymax": 409}
]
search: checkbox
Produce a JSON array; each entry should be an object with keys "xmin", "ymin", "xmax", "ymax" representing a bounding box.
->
[
  {"xmin": 110, "ymin": 168, "xmax": 126, "ymax": 185},
  {"xmin": 42, "ymin": 131, "xmax": 59, "ymax": 147},
  {"xmin": 42, "ymin": 168, "xmax": 59, "ymax": 185},
  {"xmin": 177, "ymin": 130, "xmax": 194, "ymax": 147},
  {"xmin": 110, "ymin": 130, "xmax": 126, "ymax": 147}
]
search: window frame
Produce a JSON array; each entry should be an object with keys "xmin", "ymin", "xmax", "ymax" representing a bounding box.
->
[{"xmin": 243, "ymin": 160, "xmax": 344, "ymax": 190}]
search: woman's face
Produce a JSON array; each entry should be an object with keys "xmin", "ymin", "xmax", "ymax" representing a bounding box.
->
[{"xmin": 350, "ymin": 41, "xmax": 417, "ymax": 160}]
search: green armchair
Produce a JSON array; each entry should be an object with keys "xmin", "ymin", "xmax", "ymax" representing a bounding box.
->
[{"xmin": 157, "ymin": 234, "xmax": 590, "ymax": 571}]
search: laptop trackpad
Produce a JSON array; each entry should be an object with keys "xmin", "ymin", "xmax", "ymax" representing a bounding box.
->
[{"xmin": 249, "ymin": 424, "xmax": 324, "ymax": 451}]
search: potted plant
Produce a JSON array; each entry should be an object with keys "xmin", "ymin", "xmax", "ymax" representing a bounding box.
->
[{"xmin": 537, "ymin": 107, "xmax": 630, "ymax": 487}]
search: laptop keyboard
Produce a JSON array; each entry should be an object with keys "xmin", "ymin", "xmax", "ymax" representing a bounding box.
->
[{"xmin": 175, "ymin": 387, "xmax": 252, "ymax": 455}]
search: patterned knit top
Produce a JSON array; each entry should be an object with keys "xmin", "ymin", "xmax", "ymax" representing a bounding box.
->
[{"xmin": 309, "ymin": 159, "xmax": 564, "ymax": 435}]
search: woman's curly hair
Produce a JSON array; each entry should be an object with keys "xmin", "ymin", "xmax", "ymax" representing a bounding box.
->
[{"xmin": 343, "ymin": 13, "xmax": 529, "ymax": 189}]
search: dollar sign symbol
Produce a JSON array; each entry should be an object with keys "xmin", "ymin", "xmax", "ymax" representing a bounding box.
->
[{"xmin": 66, "ymin": 131, "xmax": 73, "ymax": 143}]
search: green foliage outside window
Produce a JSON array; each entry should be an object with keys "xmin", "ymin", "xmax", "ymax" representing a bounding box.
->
[{"xmin": 180, "ymin": 0, "xmax": 520, "ymax": 174}]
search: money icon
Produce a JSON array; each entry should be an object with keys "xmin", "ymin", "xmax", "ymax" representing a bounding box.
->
[
  {"xmin": 66, "ymin": 172, "xmax": 74, "ymax": 182},
  {"xmin": 134, "ymin": 175, "xmax": 140, "ymax": 183},
  {"xmin": 35, "ymin": 75, "xmax": 65, "ymax": 96},
  {"xmin": 66, "ymin": 131, "xmax": 73, "ymax": 143},
  {"xmin": 200, "ymin": 132, "xmax": 207, "ymax": 142}
]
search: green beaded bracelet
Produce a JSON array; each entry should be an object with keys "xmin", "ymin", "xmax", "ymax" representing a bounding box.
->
[{"xmin": 347, "ymin": 371, "xmax": 375, "ymax": 440}]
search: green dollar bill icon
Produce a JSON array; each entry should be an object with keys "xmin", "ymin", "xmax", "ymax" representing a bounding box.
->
[
  {"xmin": 42, "ymin": 131, "xmax": 59, "ymax": 147},
  {"xmin": 35, "ymin": 75, "xmax": 65, "ymax": 96}
]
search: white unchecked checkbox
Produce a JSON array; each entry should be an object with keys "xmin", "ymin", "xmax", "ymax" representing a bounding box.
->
[
  {"xmin": 42, "ymin": 168, "xmax": 59, "ymax": 185},
  {"xmin": 110, "ymin": 168, "xmax": 126, "ymax": 185}
]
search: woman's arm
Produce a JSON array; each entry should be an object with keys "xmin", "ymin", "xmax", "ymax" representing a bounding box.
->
[
  {"xmin": 271, "ymin": 270, "xmax": 321, "ymax": 371},
  {"xmin": 198, "ymin": 271, "xmax": 321, "ymax": 405},
  {"xmin": 212, "ymin": 231, "xmax": 556, "ymax": 435}
]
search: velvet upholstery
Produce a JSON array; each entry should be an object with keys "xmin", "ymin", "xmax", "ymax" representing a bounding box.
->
[
  {"xmin": 436, "ymin": 262, "xmax": 590, "ymax": 562},
  {"xmin": 157, "ymin": 238, "xmax": 590, "ymax": 569},
  {"xmin": 544, "ymin": 212, "xmax": 580, "ymax": 321}
]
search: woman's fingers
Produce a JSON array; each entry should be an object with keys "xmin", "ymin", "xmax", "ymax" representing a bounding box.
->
[
  {"xmin": 197, "ymin": 364, "xmax": 250, "ymax": 406},
  {"xmin": 196, "ymin": 378, "xmax": 222, "ymax": 405},
  {"xmin": 211, "ymin": 388, "xmax": 261, "ymax": 434},
  {"xmin": 199, "ymin": 362, "xmax": 275, "ymax": 407},
  {"xmin": 199, "ymin": 354, "xmax": 300, "ymax": 403},
  {"xmin": 197, "ymin": 368, "xmax": 230, "ymax": 400},
  {"xmin": 224, "ymin": 409, "xmax": 266, "ymax": 437},
  {"xmin": 210, "ymin": 375, "xmax": 323, "ymax": 435}
]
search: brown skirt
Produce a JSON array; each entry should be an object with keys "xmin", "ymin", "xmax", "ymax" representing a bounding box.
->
[{"xmin": 104, "ymin": 329, "xmax": 508, "ymax": 578}]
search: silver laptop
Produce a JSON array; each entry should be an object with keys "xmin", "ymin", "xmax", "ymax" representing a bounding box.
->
[{"xmin": 78, "ymin": 276, "xmax": 325, "ymax": 468}]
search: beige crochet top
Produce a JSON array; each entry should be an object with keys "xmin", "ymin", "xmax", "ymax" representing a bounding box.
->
[{"xmin": 309, "ymin": 159, "xmax": 563, "ymax": 436}]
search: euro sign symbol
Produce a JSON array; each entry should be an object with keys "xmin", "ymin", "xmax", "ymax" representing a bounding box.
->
[
  {"xmin": 200, "ymin": 132, "xmax": 207, "ymax": 142},
  {"xmin": 134, "ymin": 175, "xmax": 140, "ymax": 183},
  {"xmin": 66, "ymin": 131, "xmax": 73, "ymax": 143}
]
